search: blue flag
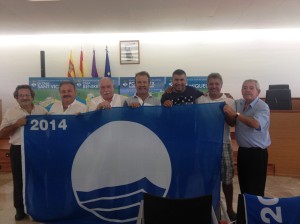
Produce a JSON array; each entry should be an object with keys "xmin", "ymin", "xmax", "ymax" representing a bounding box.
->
[
  {"xmin": 104, "ymin": 46, "xmax": 111, "ymax": 77},
  {"xmin": 23, "ymin": 104, "xmax": 224, "ymax": 223},
  {"xmin": 91, "ymin": 50, "xmax": 98, "ymax": 77},
  {"xmin": 244, "ymin": 193, "xmax": 300, "ymax": 224}
]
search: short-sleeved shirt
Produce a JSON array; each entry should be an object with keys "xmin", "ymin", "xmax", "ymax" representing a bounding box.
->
[
  {"xmin": 235, "ymin": 97, "xmax": 271, "ymax": 149},
  {"xmin": 88, "ymin": 94, "xmax": 128, "ymax": 111},
  {"xmin": 196, "ymin": 93, "xmax": 235, "ymax": 143},
  {"xmin": 161, "ymin": 86, "xmax": 203, "ymax": 105},
  {"xmin": 49, "ymin": 100, "xmax": 87, "ymax": 114},
  {"xmin": 124, "ymin": 93, "xmax": 161, "ymax": 106},
  {"xmin": 0, "ymin": 104, "xmax": 47, "ymax": 145}
]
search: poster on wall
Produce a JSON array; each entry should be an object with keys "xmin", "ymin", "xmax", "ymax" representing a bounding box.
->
[
  {"xmin": 119, "ymin": 77, "xmax": 165, "ymax": 98},
  {"xmin": 29, "ymin": 76, "xmax": 207, "ymax": 111},
  {"xmin": 29, "ymin": 77, "xmax": 119, "ymax": 110}
]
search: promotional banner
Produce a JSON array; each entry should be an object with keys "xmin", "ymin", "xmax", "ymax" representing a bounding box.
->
[
  {"xmin": 22, "ymin": 104, "xmax": 224, "ymax": 223},
  {"xmin": 165, "ymin": 76, "xmax": 208, "ymax": 92},
  {"xmin": 29, "ymin": 77, "xmax": 119, "ymax": 110},
  {"xmin": 244, "ymin": 193, "xmax": 300, "ymax": 224}
]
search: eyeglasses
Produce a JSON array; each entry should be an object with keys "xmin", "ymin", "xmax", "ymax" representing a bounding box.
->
[{"xmin": 18, "ymin": 94, "xmax": 31, "ymax": 98}]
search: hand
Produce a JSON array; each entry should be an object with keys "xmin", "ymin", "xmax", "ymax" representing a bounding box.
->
[
  {"xmin": 224, "ymin": 93, "xmax": 233, "ymax": 99},
  {"xmin": 223, "ymin": 105, "xmax": 236, "ymax": 119},
  {"xmin": 129, "ymin": 102, "xmax": 141, "ymax": 108},
  {"xmin": 15, "ymin": 117, "xmax": 27, "ymax": 127},
  {"xmin": 96, "ymin": 101, "xmax": 112, "ymax": 110},
  {"xmin": 163, "ymin": 100, "xmax": 173, "ymax": 107},
  {"xmin": 165, "ymin": 87, "xmax": 173, "ymax": 94}
]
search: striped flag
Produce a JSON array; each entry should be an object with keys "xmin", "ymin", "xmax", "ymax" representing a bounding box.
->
[
  {"xmin": 91, "ymin": 50, "xmax": 98, "ymax": 77},
  {"xmin": 104, "ymin": 46, "xmax": 111, "ymax": 77},
  {"xmin": 67, "ymin": 50, "xmax": 76, "ymax": 78},
  {"xmin": 79, "ymin": 50, "xmax": 85, "ymax": 77}
]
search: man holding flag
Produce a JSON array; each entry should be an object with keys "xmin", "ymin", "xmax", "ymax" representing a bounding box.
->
[{"xmin": 88, "ymin": 77, "xmax": 127, "ymax": 111}]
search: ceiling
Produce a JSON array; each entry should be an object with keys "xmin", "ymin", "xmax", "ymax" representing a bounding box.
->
[{"xmin": 1, "ymin": 0, "xmax": 300, "ymax": 35}]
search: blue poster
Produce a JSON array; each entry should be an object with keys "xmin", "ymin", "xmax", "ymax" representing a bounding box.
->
[{"xmin": 22, "ymin": 104, "xmax": 224, "ymax": 223}]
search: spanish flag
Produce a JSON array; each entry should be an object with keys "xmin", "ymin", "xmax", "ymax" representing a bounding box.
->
[
  {"xmin": 79, "ymin": 50, "xmax": 85, "ymax": 77},
  {"xmin": 67, "ymin": 50, "xmax": 76, "ymax": 78}
]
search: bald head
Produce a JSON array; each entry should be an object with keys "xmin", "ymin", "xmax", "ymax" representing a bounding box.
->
[{"xmin": 100, "ymin": 78, "xmax": 114, "ymax": 101}]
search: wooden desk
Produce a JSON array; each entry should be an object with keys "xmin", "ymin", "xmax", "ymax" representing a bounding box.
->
[
  {"xmin": 268, "ymin": 111, "xmax": 300, "ymax": 177},
  {"xmin": 0, "ymin": 138, "xmax": 11, "ymax": 172},
  {"xmin": 230, "ymin": 110, "xmax": 300, "ymax": 177}
]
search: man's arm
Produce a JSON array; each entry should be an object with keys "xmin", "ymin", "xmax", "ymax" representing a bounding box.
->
[
  {"xmin": 223, "ymin": 105, "xmax": 260, "ymax": 129},
  {"xmin": 161, "ymin": 93, "xmax": 173, "ymax": 107},
  {"xmin": 0, "ymin": 117, "xmax": 26, "ymax": 138}
]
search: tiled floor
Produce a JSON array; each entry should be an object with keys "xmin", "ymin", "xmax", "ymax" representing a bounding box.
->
[{"xmin": 1, "ymin": 172, "xmax": 300, "ymax": 223}]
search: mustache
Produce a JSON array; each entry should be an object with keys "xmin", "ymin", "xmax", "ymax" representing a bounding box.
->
[{"xmin": 63, "ymin": 95, "xmax": 72, "ymax": 98}]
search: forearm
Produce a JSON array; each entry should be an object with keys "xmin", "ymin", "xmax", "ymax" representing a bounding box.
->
[
  {"xmin": 0, "ymin": 123, "xmax": 20, "ymax": 137},
  {"xmin": 237, "ymin": 114, "xmax": 260, "ymax": 129}
]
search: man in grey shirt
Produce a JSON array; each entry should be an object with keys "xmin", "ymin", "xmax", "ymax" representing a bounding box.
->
[{"xmin": 124, "ymin": 71, "xmax": 160, "ymax": 107}]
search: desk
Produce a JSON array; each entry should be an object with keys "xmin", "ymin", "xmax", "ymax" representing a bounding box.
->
[{"xmin": 268, "ymin": 111, "xmax": 300, "ymax": 177}]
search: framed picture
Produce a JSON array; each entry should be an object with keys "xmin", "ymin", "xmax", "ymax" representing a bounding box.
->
[{"xmin": 120, "ymin": 40, "xmax": 140, "ymax": 64}]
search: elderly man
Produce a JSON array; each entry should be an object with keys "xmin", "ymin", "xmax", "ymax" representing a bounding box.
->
[
  {"xmin": 124, "ymin": 71, "xmax": 161, "ymax": 107},
  {"xmin": 0, "ymin": 85, "xmax": 47, "ymax": 220},
  {"xmin": 196, "ymin": 73, "xmax": 236, "ymax": 221},
  {"xmin": 89, "ymin": 77, "xmax": 127, "ymax": 111},
  {"xmin": 49, "ymin": 81, "xmax": 87, "ymax": 114},
  {"xmin": 224, "ymin": 79, "xmax": 271, "ymax": 197},
  {"xmin": 161, "ymin": 69, "xmax": 203, "ymax": 107}
]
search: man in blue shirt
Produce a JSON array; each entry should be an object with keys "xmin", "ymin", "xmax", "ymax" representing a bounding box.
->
[{"xmin": 224, "ymin": 79, "xmax": 271, "ymax": 196}]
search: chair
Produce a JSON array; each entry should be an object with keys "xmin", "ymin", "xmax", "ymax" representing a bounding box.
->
[
  {"xmin": 268, "ymin": 84, "xmax": 290, "ymax": 90},
  {"xmin": 139, "ymin": 193, "xmax": 213, "ymax": 224},
  {"xmin": 265, "ymin": 84, "xmax": 292, "ymax": 110},
  {"xmin": 242, "ymin": 193, "xmax": 300, "ymax": 224}
]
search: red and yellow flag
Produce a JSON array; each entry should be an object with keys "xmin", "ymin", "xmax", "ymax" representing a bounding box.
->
[
  {"xmin": 67, "ymin": 50, "xmax": 76, "ymax": 78},
  {"xmin": 79, "ymin": 50, "xmax": 85, "ymax": 77}
]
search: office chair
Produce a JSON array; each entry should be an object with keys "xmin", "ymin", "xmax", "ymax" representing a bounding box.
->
[
  {"xmin": 265, "ymin": 88, "xmax": 292, "ymax": 110},
  {"xmin": 242, "ymin": 193, "xmax": 300, "ymax": 224},
  {"xmin": 140, "ymin": 193, "xmax": 213, "ymax": 224},
  {"xmin": 268, "ymin": 84, "xmax": 290, "ymax": 90}
]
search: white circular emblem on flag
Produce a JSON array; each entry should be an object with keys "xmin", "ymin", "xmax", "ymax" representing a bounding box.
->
[{"xmin": 71, "ymin": 121, "xmax": 172, "ymax": 223}]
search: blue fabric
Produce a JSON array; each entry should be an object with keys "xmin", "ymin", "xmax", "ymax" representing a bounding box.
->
[
  {"xmin": 104, "ymin": 48, "xmax": 111, "ymax": 77},
  {"xmin": 23, "ymin": 104, "xmax": 224, "ymax": 223},
  {"xmin": 244, "ymin": 193, "xmax": 300, "ymax": 224}
]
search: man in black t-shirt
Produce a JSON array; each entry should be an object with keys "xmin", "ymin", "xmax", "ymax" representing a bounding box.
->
[{"xmin": 161, "ymin": 69, "xmax": 203, "ymax": 107}]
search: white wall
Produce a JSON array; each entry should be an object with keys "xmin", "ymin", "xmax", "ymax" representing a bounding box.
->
[{"xmin": 1, "ymin": 29, "xmax": 300, "ymax": 113}]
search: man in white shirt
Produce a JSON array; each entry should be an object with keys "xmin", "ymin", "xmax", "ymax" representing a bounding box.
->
[
  {"xmin": 88, "ymin": 77, "xmax": 127, "ymax": 111},
  {"xmin": 49, "ymin": 81, "xmax": 87, "ymax": 114},
  {"xmin": 196, "ymin": 73, "xmax": 237, "ymax": 221},
  {"xmin": 0, "ymin": 85, "xmax": 47, "ymax": 220}
]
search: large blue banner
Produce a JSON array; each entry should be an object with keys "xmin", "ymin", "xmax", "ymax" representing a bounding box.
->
[{"xmin": 22, "ymin": 104, "xmax": 224, "ymax": 223}]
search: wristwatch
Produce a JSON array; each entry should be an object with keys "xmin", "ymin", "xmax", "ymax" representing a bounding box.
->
[{"xmin": 235, "ymin": 112, "xmax": 240, "ymax": 119}]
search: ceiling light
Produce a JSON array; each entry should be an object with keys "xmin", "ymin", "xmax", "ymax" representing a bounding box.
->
[{"xmin": 28, "ymin": 0, "xmax": 61, "ymax": 2}]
